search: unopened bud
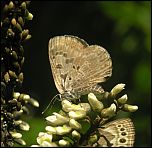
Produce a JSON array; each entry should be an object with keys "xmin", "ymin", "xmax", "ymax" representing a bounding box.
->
[
  {"xmin": 111, "ymin": 84, "xmax": 125, "ymax": 97},
  {"xmin": 14, "ymin": 138, "xmax": 26, "ymax": 145},
  {"xmin": 118, "ymin": 94, "xmax": 128, "ymax": 104},
  {"xmin": 88, "ymin": 93, "xmax": 104, "ymax": 112},
  {"xmin": 72, "ymin": 130, "xmax": 81, "ymax": 139},
  {"xmin": 69, "ymin": 119, "xmax": 82, "ymax": 130},
  {"xmin": 46, "ymin": 113, "xmax": 69, "ymax": 126},
  {"xmin": 101, "ymin": 103, "xmax": 116, "ymax": 118},
  {"xmin": 37, "ymin": 132, "xmax": 52, "ymax": 145},
  {"xmin": 56, "ymin": 125, "xmax": 71, "ymax": 135},
  {"xmin": 88, "ymin": 134, "xmax": 98, "ymax": 145},
  {"xmin": 123, "ymin": 104, "xmax": 138, "ymax": 112},
  {"xmin": 69, "ymin": 110, "xmax": 86, "ymax": 120},
  {"xmin": 45, "ymin": 126, "xmax": 56, "ymax": 134},
  {"xmin": 59, "ymin": 139, "xmax": 70, "ymax": 146},
  {"xmin": 10, "ymin": 132, "xmax": 22, "ymax": 139}
]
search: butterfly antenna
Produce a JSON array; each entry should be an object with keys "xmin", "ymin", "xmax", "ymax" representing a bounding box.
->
[{"xmin": 42, "ymin": 94, "xmax": 60, "ymax": 114}]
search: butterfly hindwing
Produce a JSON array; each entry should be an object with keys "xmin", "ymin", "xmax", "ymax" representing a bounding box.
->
[{"xmin": 97, "ymin": 118, "xmax": 135, "ymax": 147}]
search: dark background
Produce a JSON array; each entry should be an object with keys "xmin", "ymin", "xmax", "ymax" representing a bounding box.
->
[{"xmin": 18, "ymin": 1, "xmax": 151, "ymax": 147}]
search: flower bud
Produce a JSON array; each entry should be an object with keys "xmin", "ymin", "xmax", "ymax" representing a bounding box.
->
[
  {"xmin": 45, "ymin": 126, "xmax": 56, "ymax": 134},
  {"xmin": 14, "ymin": 138, "xmax": 26, "ymax": 145},
  {"xmin": 88, "ymin": 93, "xmax": 104, "ymax": 112},
  {"xmin": 13, "ymin": 92, "xmax": 20, "ymax": 99},
  {"xmin": 28, "ymin": 98, "xmax": 39, "ymax": 107},
  {"xmin": 18, "ymin": 17, "xmax": 24, "ymax": 26},
  {"xmin": 14, "ymin": 120, "xmax": 22, "ymax": 125},
  {"xmin": 88, "ymin": 134, "xmax": 98, "ymax": 145},
  {"xmin": 41, "ymin": 141, "xmax": 57, "ymax": 147},
  {"xmin": 101, "ymin": 103, "xmax": 116, "ymax": 118},
  {"xmin": 27, "ymin": 12, "xmax": 33, "ymax": 20},
  {"xmin": 8, "ymin": 1, "xmax": 14, "ymax": 9},
  {"xmin": 4, "ymin": 72, "xmax": 10, "ymax": 83},
  {"xmin": 21, "ymin": 29, "xmax": 29, "ymax": 39},
  {"xmin": 46, "ymin": 113, "xmax": 69, "ymax": 126},
  {"xmin": 7, "ymin": 28, "xmax": 15, "ymax": 37},
  {"xmin": 72, "ymin": 130, "xmax": 81, "ymax": 139},
  {"xmin": 37, "ymin": 132, "xmax": 52, "ymax": 145},
  {"xmin": 122, "ymin": 104, "xmax": 138, "ymax": 112},
  {"xmin": 117, "ymin": 94, "xmax": 128, "ymax": 104},
  {"xmin": 56, "ymin": 125, "xmax": 71, "ymax": 135},
  {"xmin": 24, "ymin": 34, "xmax": 32, "ymax": 41},
  {"xmin": 110, "ymin": 84, "xmax": 125, "ymax": 97},
  {"xmin": 15, "ymin": 23, "xmax": 22, "ymax": 32},
  {"xmin": 22, "ymin": 94, "xmax": 30, "ymax": 100},
  {"xmin": 78, "ymin": 103, "xmax": 91, "ymax": 113},
  {"xmin": 62, "ymin": 100, "xmax": 72, "ymax": 112},
  {"xmin": 31, "ymin": 145, "xmax": 40, "ymax": 147},
  {"xmin": 18, "ymin": 73, "xmax": 24, "ymax": 83},
  {"xmin": 11, "ymin": 51, "xmax": 18, "ymax": 60},
  {"xmin": 69, "ymin": 119, "xmax": 82, "ymax": 130},
  {"xmin": 62, "ymin": 100, "xmax": 85, "ymax": 112},
  {"xmin": 8, "ymin": 70, "xmax": 17, "ymax": 78},
  {"xmin": 10, "ymin": 132, "xmax": 22, "ymax": 139},
  {"xmin": 21, "ymin": 2, "xmax": 26, "ymax": 10},
  {"xmin": 19, "ymin": 121, "xmax": 30, "ymax": 131},
  {"xmin": 69, "ymin": 110, "xmax": 86, "ymax": 120},
  {"xmin": 59, "ymin": 139, "xmax": 70, "ymax": 146}
]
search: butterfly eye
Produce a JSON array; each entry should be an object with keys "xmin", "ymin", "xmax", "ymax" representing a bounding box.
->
[{"xmin": 69, "ymin": 77, "xmax": 72, "ymax": 80}]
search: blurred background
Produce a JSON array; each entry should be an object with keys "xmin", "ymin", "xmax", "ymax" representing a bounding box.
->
[{"xmin": 17, "ymin": 1, "xmax": 151, "ymax": 147}]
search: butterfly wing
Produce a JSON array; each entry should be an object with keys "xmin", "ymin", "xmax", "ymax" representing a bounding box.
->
[
  {"xmin": 97, "ymin": 118, "xmax": 135, "ymax": 147},
  {"xmin": 48, "ymin": 35, "xmax": 112, "ymax": 95},
  {"xmin": 48, "ymin": 35, "xmax": 88, "ymax": 94}
]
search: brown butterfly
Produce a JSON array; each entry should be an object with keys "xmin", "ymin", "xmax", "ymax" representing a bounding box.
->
[
  {"xmin": 94, "ymin": 118, "xmax": 135, "ymax": 147},
  {"xmin": 48, "ymin": 35, "xmax": 112, "ymax": 100}
]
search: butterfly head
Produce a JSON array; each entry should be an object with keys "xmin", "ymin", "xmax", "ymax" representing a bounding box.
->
[{"xmin": 61, "ymin": 91, "xmax": 80, "ymax": 101}]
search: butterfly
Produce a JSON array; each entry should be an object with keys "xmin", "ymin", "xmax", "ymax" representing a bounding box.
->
[
  {"xmin": 95, "ymin": 118, "xmax": 135, "ymax": 147},
  {"xmin": 48, "ymin": 35, "xmax": 112, "ymax": 101}
]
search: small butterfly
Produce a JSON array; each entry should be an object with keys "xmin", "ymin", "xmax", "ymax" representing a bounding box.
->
[
  {"xmin": 96, "ymin": 118, "xmax": 135, "ymax": 147},
  {"xmin": 48, "ymin": 35, "xmax": 112, "ymax": 100}
]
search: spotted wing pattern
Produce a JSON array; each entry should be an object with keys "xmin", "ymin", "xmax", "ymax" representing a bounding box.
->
[
  {"xmin": 96, "ymin": 118, "xmax": 135, "ymax": 147},
  {"xmin": 48, "ymin": 35, "xmax": 112, "ymax": 97}
]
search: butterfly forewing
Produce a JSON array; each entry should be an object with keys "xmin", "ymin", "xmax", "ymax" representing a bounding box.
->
[
  {"xmin": 97, "ymin": 118, "xmax": 135, "ymax": 147},
  {"xmin": 48, "ymin": 35, "xmax": 112, "ymax": 97}
]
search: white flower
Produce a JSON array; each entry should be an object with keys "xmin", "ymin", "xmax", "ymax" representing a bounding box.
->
[
  {"xmin": 46, "ymin": 112, "xmax": 69, "ymax": 126},
  {"xmin": 59, "ymin": 139, "xmax": 70, "ymax": 146},
  {"xmin": 56, "ymin": 125, "xmax": 71, "ymax": 135},
  {"xmin": 101, "ymin": 103, "xmax": 116, "ymax": 118},
  {"xmin": 111, "ymin": 83, "xmax": 125, "ymax": 96},
  {"xmin": 45, "ymin": 126, "xmax": 56, "ymax": 134},
  {"xmin": 72, "ymin": 130, "xmax": 81, "ymax": 139},
  {"xmin": 118, "ymin": 94, "xmax": 128, "ymax": 104},
  {"xmin": 88, "ymin": 93, "xmax": 104, "ymax": 112},
  {"xmin": 62, "ymin": 99, "xmax": 85, "ymax": 112},
  {"xmin": 37, "ymin": 132, "xmax": 52, "ymax": 145},
  {"xmin": 69, "ymin": 110, "xmax": 86, "ymax": 119},
  {"xmin": 69, "ymin": 119, "xmax": 82, "ymax": 130},
  {"xmin": 10, "ymin": 132, "xmax": 22, "ymax": 138},
  {"xmin": 123, "ymin": 104, "xmax": 138, "ymax": 112}
]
